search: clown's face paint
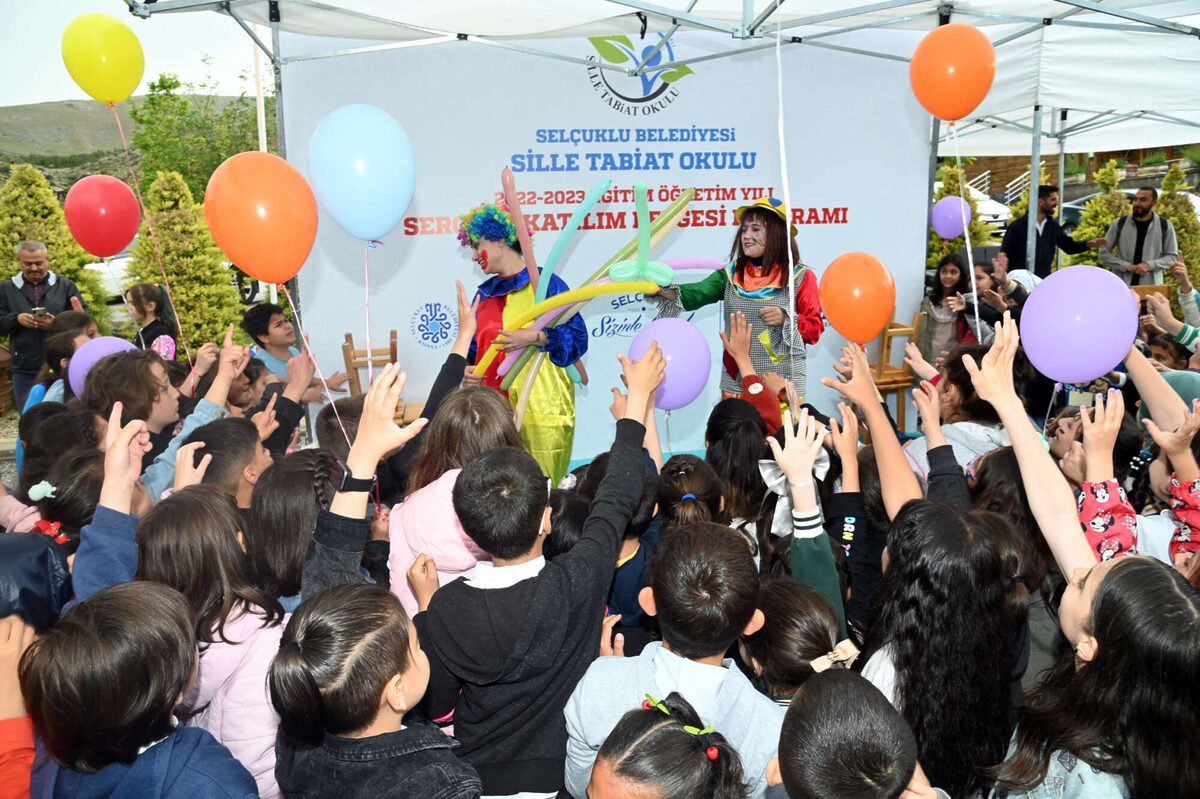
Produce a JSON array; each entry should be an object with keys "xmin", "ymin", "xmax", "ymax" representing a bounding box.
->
[
  {"xmin": 471, "ymin": 243, "xmax": 492, "ymax": 273},
  {"xmin": 741, "ymin": 221, "xmax": 767, "ymax": 260}
]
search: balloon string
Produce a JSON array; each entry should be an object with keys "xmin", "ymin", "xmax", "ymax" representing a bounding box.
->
[
  {"xmin": 949, "ymin": 121, "xmax": 982, "ymax": 342},
  {"xmin": 365, "ymin": 241, "xmax": 381, "ymax": 385},
  {"xmin": 280, "ymin": 282, "xmax": 353, "ymax": 435},
  {"xmin": 1042, "ymin": 382, "xmax": 1061, "ymax": 433},
  {"xmin": 282, "ymin": 283, "xmax": 381, "ymax": 514},
  {"xmin": 663, "ymin": 409, "xmax": 673, "ymax": 458},
  {"xmin": 775, "ymin": 19, "xmax": 798, "ymax": 390},
  {"xmin": 108, "ymin": 103, "xmax": 194, "ymax": 368}
]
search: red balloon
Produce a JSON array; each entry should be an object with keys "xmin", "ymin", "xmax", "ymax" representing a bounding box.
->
[
  {"xmin": 819, "ymin": 252, "xmax": 896, "ymax": 344},
  {"xmin": 64, "ymin": 175, "xmax": 140, "ymax": 258},
  {"xmin": 909, "ymin": 24, "xmax": 996, "ymax": 121},
  {"xmin": 205, "ymin": 152, "xmax": 318, "ymax": 284}
]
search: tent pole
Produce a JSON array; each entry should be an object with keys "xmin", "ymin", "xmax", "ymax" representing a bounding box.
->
[
  {"xmin": 1026, "ymin": 105, "xmax": 1042, "ymax": 277},
  {"xmin": 926, "ymin": 117, "xmax": 941, "ymax": 264},
  {"xmin": 1056, "ymin": 109, "xmax": 1067, "ymax": 271}
]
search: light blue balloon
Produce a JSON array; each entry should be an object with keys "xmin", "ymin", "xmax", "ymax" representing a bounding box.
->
[{"xmin": 307, "ymin": 104, "xmax": 415, "ymax": 241}]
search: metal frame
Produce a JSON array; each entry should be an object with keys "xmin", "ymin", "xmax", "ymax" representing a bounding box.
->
[{"xmin": 129, "ymin": 0, "xmax": 1200, "ymax": 283}]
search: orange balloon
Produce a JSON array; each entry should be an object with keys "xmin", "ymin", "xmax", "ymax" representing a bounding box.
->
[
  {"xmin": 909, "ymin": 24, "xmax": 995, "ymax": 121},
  {"xmin": 205, "ymin": 152, "xmax": 318, "ymax": 284},
  {"xmin": 819, "ymin": 252, "xmax": 896, "ymax": 344}
]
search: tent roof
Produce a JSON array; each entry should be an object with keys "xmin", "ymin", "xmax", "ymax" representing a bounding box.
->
[{"xmin": 129, "ymin": 0, "xmax": 1200, "ymax": 154}]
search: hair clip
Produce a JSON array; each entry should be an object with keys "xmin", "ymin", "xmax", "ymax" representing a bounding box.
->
[
  {"xmin": 680, "ymin": 493, "xmax": 696, "ymax": 501},
  {"xmin": 683, "ymin": 725, "xmax": 720, "ymax": 760},
  {"xmin": 28, "ymin": 481, "xmax": 56, "ymax": 502},
  {"xmin": 811, "ymin": 639, "xmax": 860, "ymax": 672},
  {"xmin": 641, "ymin": 693, "xmax": 670, "ymax": 715},
  {"xmin": 1008, "ymin": 573, "xmax": 1026, "ymax": 586},
  {"xmin": 32, "ymin": 519, "xmax": 68, "ymax": 545}
]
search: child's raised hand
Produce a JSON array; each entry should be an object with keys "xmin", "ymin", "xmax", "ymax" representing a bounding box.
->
[
  {"xmin": 0, "ymin": 616, "xmax": 35, "ymax": 721},
  {"xmin": 455, "ymin": 280, "xmax": 480, "ymax": 343},
  {"xmin": 348, "ymin": 362, "xmax": 428, "ymax": 470},
  {"xmin": 904, "ymin": 342, "xmax": 938, "ymax": 381},
  {"xmin": 609, "ymin": 387, "xmax": 628, "ymax": 421},
  {"xmin": 962, "ymin": 312, "xmax": 1019, "ymax": 407},
  {"xmin": 1080, "ymin": 389, "xmax": 1125, "ymax": 463},
  {"xmin": 820, "ymin": 345, "xmax": 878, "ymax": 408},
  {"xmin": 912, "ymin": 380, "xmax": 942, "ymax": 431},
  {"xmin": 193, "ymin": 342, "xmax": 219, "ymax": 377},
  {"xmin": 600, "ymin": 613, "xmax": 625, "ymax": 658},
  {"xmin": 1144, "ymin": 397, "xmax": 1200, "ymax": 458},
  {"xmin": 173, "ymin": 441, "xmax": 211, "ymax": 492},
  {"xmin": 947, "ymin": 292, "xmax": 967, "ymax": 313},
  {"xmin": 406, "ymin": 553, "xmax": 440, "ymax": 613},
  {"xmin": 251, "ymin": 393, "xmax": 279, "ymax": 441},
  {"xmin": 217, "ymin": 323, "xmax": 249, "ymax": 378},
  {"xmin": 766, "ymin": 408, "xmax": 827, "ymax": 481},
  {"xmin": 619, "ymin": 342, "xmax": 667, "ymax": 399},
  {"xmin": 100, "ymin": 402, "xmax": 152, "ymax": 512},
  {"xmin": 827, "ymin": 402, "xmax": 859, "ymax": 463},
  {"xmin": 718, "ymin": 312, "xmax": 753, "ymax": 363}
]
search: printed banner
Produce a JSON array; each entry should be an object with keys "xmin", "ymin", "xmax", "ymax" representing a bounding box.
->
[{"xmin": 284, "ymin": 31, "xmax": 932, "ymax": 461}]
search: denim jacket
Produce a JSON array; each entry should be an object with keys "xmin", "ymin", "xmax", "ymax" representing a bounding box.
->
[
  {"xmin": 991, "ymin": 749, "xmax": 1129, "ymax": 799},
  {"xmin": 275, "ymin": 725, "xmax": 481, "ymax": 799}
]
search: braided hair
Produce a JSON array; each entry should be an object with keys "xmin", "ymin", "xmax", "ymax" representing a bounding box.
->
[{"xmin": 595, "ymin": 692, "xmax": 748, "ymax": 799}]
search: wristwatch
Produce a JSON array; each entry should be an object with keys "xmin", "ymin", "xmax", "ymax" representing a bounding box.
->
[{"xmin": 338, "ymin": 470, "xmax": 377, "ymax": 494}]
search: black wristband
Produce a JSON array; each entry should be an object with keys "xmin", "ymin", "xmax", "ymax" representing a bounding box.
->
[{"xmin": 338, "ymin": 470, "xmax": 377, "ymax": 494}]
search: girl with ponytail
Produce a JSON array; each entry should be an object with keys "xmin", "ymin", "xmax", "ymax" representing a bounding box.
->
[
  {"xmin": 588, "ymin": 692, "xmax": 748, "ymax": 799},
  {"xmin": 126, "ymin": 282, "xmax": 179, "ymax": 355},
  {"xmin": 270, "ymin": 583, "xmax": 482, "ymax": 799}
]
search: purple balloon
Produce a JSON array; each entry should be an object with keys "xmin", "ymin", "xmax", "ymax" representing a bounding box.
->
[
  {"xmin": 1019, "ymin": 266, "xmax": 1137, "ymax": 384},
  {"xmin": 68, "ymin": 336, "xmax": 137, "ymax": 397},
  {"xmin": 931, "ymin": 195, "xmax": 972, "ymax": 239},
  {"xmin": 628, "ymin": 318, "xmax": 711, "ymax": 411}
]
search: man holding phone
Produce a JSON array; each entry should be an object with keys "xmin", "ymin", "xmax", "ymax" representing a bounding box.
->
[{"xmin": 0, "ymin": 240, "xmax": 87, "ymax": 408}]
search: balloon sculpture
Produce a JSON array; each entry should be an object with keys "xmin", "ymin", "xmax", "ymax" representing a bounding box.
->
[
  {"xmin": 64, "ymin": 176, "xmax": 140, "ymax": 258},
  {"xmin": 205, "ymin": 152, "xmax": 319, "ymax": 284},
  {"xmin": 61, "ymin": 13, "xmax": 145, "ymax": 105},
  {"xmin": 819, "ymin": 252, "xmax": 896, "ymax": 345},
  {"xmin": 471, "ymin": 176, "xmax": 719, "ymax": 417},
  {"xmin": 307, "ymin": 104, "xmax": 416, "ymax": 241},
  {"xmin": 909, "ymin": 24, "xmax": 996, "ymax": 121},
  {"xmin": 1019, "ymin": 266, "xmax": 1138, "ymax": 384}
]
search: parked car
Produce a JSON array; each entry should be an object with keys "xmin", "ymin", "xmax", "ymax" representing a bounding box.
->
[
  {"xmin": 933, "ymin": 182, "xmax": 1011, "ymax": 230},
  {"xmin": 1059, "ymin": 189, "xmax": 1200, "ymax": 235}
]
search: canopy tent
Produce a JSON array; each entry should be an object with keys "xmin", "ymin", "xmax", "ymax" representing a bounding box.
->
[{"xmin": 127, "ymin": 0, "xmax": 1200, "ymax": 154}]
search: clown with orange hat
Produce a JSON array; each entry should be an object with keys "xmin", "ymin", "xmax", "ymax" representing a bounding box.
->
[{"xmin": 646, "ymin": 196, "xmax": 823, "ymax": 397}]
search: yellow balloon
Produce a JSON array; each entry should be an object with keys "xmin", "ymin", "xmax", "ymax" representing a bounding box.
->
[{"xmin": 62, "ymin": 13, "xmax": 145, "ymax": 104}]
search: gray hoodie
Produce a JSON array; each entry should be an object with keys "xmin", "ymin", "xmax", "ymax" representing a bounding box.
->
[{"xmin": 903, "ymin": 421, "xmax": 1011, "ymax": 483}]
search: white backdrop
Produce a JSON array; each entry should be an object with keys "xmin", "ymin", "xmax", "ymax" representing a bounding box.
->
[{"xmin": 282, "ymin": 31, "xmax": 931, "ymax": 461}]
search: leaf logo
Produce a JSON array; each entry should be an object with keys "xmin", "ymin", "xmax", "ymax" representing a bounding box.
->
[{"xmin": 586, "ymin": 34, "xmax": 691, "ymax": 113}]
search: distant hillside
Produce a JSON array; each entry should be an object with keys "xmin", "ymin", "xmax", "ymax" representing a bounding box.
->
[
  {"xmin": 0, "ymin": 96, "xmax": 241, "ymax": 196},
  {"xmin": 0, "ymin": 100, "xmax": 137, "ymax": 158}
]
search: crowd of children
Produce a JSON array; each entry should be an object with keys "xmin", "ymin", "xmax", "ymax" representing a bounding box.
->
[{"xmin": 0, "ymin": 231, "xmax": 1199, "ymax": 799}]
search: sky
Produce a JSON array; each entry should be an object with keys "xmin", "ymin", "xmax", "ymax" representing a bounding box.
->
[{"xmin": 0, "ymin": 0, "xmax": 260, "ymax": 107}]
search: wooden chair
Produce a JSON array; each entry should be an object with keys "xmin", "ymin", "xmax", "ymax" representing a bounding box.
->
[
  {"xmin": 869, "ymin": 312, "xmax": 923, "ymax": 433},
  {"xmin": 341, "ymin": 331, "xmax": 399, "ymax": 396}
]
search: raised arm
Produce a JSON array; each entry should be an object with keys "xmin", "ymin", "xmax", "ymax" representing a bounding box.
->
[
  {"xmin": 1123, "ymin": 337, "xmax": 1189, "ymax": 431},
  {"xmin": 821, "ymin": 344, "xmax": 922, "ymax": 520},
  {"xmin": 962, "ymin": 315, "xmax": 1095, "ymax": 576}
]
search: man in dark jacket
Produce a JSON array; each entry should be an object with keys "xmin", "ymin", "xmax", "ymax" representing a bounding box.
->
[
  {"xmin": 0, "ymin": 241, "xmax": 87, "ymax": 408},
  {"xmin": 1000, "ymin": 184, "xmax": 1108, "ymax": 279}
]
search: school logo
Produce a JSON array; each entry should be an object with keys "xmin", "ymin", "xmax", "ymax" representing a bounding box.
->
[
  {"xmin": 410, "ymin": 302, "xmax": 456, "ymax": 350},
  {"xmin": 586, "ymin": 34, "xmax": 692, "ymax": 116}
]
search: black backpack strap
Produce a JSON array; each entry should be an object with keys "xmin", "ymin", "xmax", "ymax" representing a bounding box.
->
[{"xmin": 1116, "ymin": 215, "xmax": 1128, "ymax": 242}]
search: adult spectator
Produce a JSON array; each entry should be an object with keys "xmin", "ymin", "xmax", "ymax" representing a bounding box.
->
[
  {"xmin": 1099, "ymin": 187, "xmax": 1179, "ymax": 286},
  {"xmin": 0, "ymin": 241, "xmax": 86, "ymax": 409},
  {"xmin": 1000, "ymin": 185, "xmax": 1107, "ymax": 279}
]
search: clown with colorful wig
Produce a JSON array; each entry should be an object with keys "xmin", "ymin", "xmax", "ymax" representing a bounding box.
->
[
  {"xmin": 646, "ymin": 196, "xmax": 823, "ymax": 397},
  {"xmin": 458, "ymin": 202, "xmax": 588, "ymax": 481}
]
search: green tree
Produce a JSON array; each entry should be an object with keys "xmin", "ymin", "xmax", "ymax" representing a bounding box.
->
[
  {"xmin": 1155, "ymin": 164, "xmax": 1200, "ymax": 294},
  {"xmin": 1067, "ymin": 159, "xmax": 1131, "ymax": 268},
  {"xmin": 0, "ymin": 164, "xmax": 111, "ymax": 332},
  {"xmin": 125, "ymin": 171, "xmax": 244, "ymax": 348},
  {"xmin": 927, "ymin": 166, "xmax": 996, "ymax": 271},
  {"xmin": 129, "ymin": 70, "xmax": 276, "ymax": 200}
]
